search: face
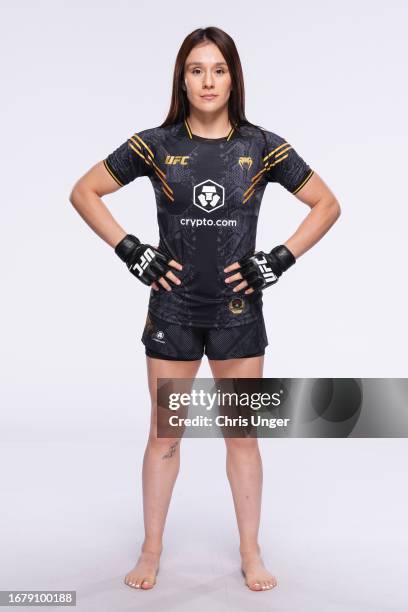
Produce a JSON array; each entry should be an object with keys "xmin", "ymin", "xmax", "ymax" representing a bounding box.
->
[{"xmin": 183, "ymin": 42, "xmax": 232, "ymax": 115}]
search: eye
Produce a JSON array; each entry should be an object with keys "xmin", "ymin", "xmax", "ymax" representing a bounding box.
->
[{"xmin": 190, "ymin": 67, "xmax": 227, "ymax": 75}]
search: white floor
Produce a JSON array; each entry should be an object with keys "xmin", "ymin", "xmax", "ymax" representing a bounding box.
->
[{"xmin": 1, "ymin": 432, "xmax": 407, "ymax": 612}]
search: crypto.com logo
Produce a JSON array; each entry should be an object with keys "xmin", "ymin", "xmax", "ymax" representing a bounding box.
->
[{"xmin": 193, "ymin": 179, "xmax": 225, "ymax": 213}]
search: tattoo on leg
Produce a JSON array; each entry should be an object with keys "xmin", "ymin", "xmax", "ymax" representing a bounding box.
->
[{"xmin": 162, "ymin": 440, "xmax": 179, "ymax": 459}]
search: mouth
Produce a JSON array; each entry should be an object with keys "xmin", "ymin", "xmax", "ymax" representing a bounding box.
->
[{"xmin": 201, "ymin": 95, "xmax": 218, "ymax": 100}]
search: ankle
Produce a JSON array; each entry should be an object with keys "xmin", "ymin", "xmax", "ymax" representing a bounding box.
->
[
  {"xmin": 239, "ymin": 543, "xmax": 261, "ymax": 556},
  {"xmin": 141, "ymin": 541, "xmax": 163, "ymax": 555}
]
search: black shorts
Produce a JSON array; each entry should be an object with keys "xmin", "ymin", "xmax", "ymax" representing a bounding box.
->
[{"xmin": 141, "ymin": 311, "xmax": 268, "ymax": 361}]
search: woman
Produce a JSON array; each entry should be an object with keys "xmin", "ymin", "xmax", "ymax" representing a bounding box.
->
[{"xmin": 69, "ymin": 26, "xmax": 341, "ymax": 592}]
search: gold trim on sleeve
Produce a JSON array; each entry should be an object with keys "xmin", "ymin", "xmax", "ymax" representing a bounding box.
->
[
  {"xmin": 103, "ymin": 159, "xmax": 123, "ymax": 187},
  {"xmin": 292, "ymin": 170, "xmax": 314, "ymax": 194}
]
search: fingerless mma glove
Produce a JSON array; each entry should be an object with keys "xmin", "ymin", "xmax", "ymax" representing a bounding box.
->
[
  {"xmin": 114, "ymin": 234, "xmax": 172, "ymax": 286},
  {"xmin": 238, "ymin": 245, "xmax": 296, "ymax": 291}
]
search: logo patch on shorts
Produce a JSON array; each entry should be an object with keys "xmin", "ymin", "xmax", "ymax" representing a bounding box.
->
[
  {"xmin": 228, "ymin": 297, "xmax": 246, "ymax": 315},
  {"xmin": 152, "ymin": 330, "xmax": 165, "ymax": 343}
]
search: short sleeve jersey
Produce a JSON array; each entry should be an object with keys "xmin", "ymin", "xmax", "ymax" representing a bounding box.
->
[{"xmin": 104, "ymin": 119, "xmax": 314, "ymax": 328}]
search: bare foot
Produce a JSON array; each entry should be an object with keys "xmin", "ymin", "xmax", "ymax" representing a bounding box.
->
[
  {"xmin": 124, "ymin": 549, "xmax": 161, "ymax": 590},
  {"xmin": 240, "ymin": 545, "xmax": 277, "ymax": 592}
]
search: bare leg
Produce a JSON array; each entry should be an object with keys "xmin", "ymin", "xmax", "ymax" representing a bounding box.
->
[
  {"xmin": 124, "ymin": 355, "xmax": 201, "ymax": 590},
  {"xmin": 208, "ymin": 355, "xmax": 277, "ymax": 592}
]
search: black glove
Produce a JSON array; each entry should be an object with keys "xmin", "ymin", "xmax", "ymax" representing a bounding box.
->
[
  {"xmin": 238, "ymin": 245, "xmax": 296, "ymax": 291},
  {"xmin": 114, "ymin": 234, "xmax": 172, "ymax": 286}
]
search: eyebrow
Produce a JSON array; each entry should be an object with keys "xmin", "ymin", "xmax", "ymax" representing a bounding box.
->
[{"xmin": 185, "ymin": 61, "xmax": 227, "ymax": 68}]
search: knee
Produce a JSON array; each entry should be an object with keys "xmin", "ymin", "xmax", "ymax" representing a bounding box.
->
[
  {"xmin": 150, "ymin": 400, "xmax": 189, "ymax": 439},
  {"xmin": 147, "ymin": 434, "xmax": 181, "ymax": 458},
  {"xmin": 225, "ymin": 437, "xmax": 259, "ymax": 453},
  {"xmin": 150, "ymin": 402, "xmax": 177, "ymax": 437}
]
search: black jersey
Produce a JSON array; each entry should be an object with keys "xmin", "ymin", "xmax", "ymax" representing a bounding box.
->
[{"xmin": 104, "ymin": 119, "xmax": 314, "ymax": 328}]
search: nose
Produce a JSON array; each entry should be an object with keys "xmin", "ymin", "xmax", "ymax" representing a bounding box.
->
[{"xmin": 202, "ymin": 69, "xmax": 215, "ymax": 89}]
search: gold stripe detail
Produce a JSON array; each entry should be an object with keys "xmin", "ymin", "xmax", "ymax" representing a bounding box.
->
[
  {"xmin": 150, "ymin": 159, "xmax": 166, "ymax": 180},
  {"xmin": 249, "ymin": 153, "xmax": 289, "ymax": 185},
  {"xmin": 226, "ymin": 127, "xmax": 235, "ymax": 141},
  {"xmin": 264, "ymin": 153, "xmax": 289, "ymax": 172},
  {"xmin": 242, "ymin": 189, "xmax": 256, "ymax": 204},
  {"xmin": 185, "ymin": 118, "xmax": 235, "ymax": 140},
  {"xmin": 128, "ymin": 140, "xmax": 172, "ymax": 194},
  {"xmin": 274, "ymin": 145, "xmax": 292, "ymax": 159},
  {"xmin": 103, "ymin": 159, "xmax": 123, "ymax": 187},
  {"xmin": 292, "ymin": 170, "xmax": 314, "ymax": 194},
  {"xmin": 153, "ymin": 167, "xmax": 174, "ymax": 197},
  {"xmin": 132, "ymin": 133, "xmax": 155, "ymax": 159},
  {"xmin": 262, "ymin": 142, "xmax": 291, "ymax": 163},
  {"xmin": 128, "ymin": 136, "xmax": 142, "ymax": 152},
  {"xmin": 184, "ymin": 119, "xmax": 193, "ymax": 139},
  {"xmin": 161, "ymin": 185, "xmax": 175, "ymax": 202},
  {"xmin": 251, "ymin": 166, "xmax": 268, "ymax": 182},
  {"xmin": 128, "ymin": 141, "xmax": 152, "ymax": 166},
  {"xmin": 242, "ymin": 152, "xmax": 291, "ymax": 204},
  {"xmin": 243, "ymin": 144, "xmax": 291, "ymax": 202},
  {"xmin": 243, "ymin": 174, "xmax": 264, "ymax": 199}
]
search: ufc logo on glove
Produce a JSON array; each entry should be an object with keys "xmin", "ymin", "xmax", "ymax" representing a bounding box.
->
[
  {"xmin": 254, "ymin": 255, "xmax": 278, "ymax": 284},
  {"xmin": 132, "ymin": 247, "xmax": 156, "ymax": 276}
]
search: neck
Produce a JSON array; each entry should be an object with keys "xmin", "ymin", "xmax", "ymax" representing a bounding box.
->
[{"xmin": 186, "ymin": 110, "xmax": 232, "ymax": 139}]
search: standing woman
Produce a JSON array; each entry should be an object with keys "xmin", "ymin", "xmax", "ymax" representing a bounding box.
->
[{"xmin": 69, "ymin": 26, "xmax": 340, "ymax": 592}]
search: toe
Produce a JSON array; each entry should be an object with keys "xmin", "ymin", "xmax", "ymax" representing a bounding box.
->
[
  {"xmin": 141, "ymin": 579, "xmax": 154, "ymax": 589},
  {"xmin": 250, "ymin": 581, "xmax": 262, "ymax": 591}
]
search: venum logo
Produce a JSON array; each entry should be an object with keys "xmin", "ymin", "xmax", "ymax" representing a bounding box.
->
[
  {"xmin": 193, "ymin": 179, "xmax": 225, "ymax": 213},
  {"xmin": 238, "ymin": 156, "xmax": 253, "ymax": 170}
]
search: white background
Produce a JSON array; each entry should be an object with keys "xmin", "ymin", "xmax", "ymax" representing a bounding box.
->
[{"xmin": 1, "ymin": 1, "xmax": 407, "ymax": 610}]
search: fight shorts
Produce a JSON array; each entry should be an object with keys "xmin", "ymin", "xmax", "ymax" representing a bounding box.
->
[{"xmin": 141, "ymin": 311, "xmax": 268, "ymax": 361}]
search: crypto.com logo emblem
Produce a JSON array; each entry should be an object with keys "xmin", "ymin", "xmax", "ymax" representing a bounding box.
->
[{"xmin": 193, "ymin": 179, "xmax": 225, "ymax": 213}]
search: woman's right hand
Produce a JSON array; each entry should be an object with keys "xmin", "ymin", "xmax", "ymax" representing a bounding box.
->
[{"xmin": 115, "ymin": 234, "xmax": 182, "ymax": 290}]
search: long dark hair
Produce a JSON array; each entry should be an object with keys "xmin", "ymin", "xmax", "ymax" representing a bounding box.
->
[{"xmin": 159, "ymin": 26, "xmax": 268, "ymax": 153}]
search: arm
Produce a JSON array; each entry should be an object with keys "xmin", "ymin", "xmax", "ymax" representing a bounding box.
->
[
  {"xmin": 225, "ymin": 172, "xmax": 341, "ymax": 294},
  {"xmin": 283, "ymin": 171, "xmax": 341, "ymax": 260},
  {"xmin": 69, "ymin": 160, "xmax": 127, "ymax": 248},
  {"xmin": 69, "ymin": 160, "xmax": 182, "ymax": 291}
]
